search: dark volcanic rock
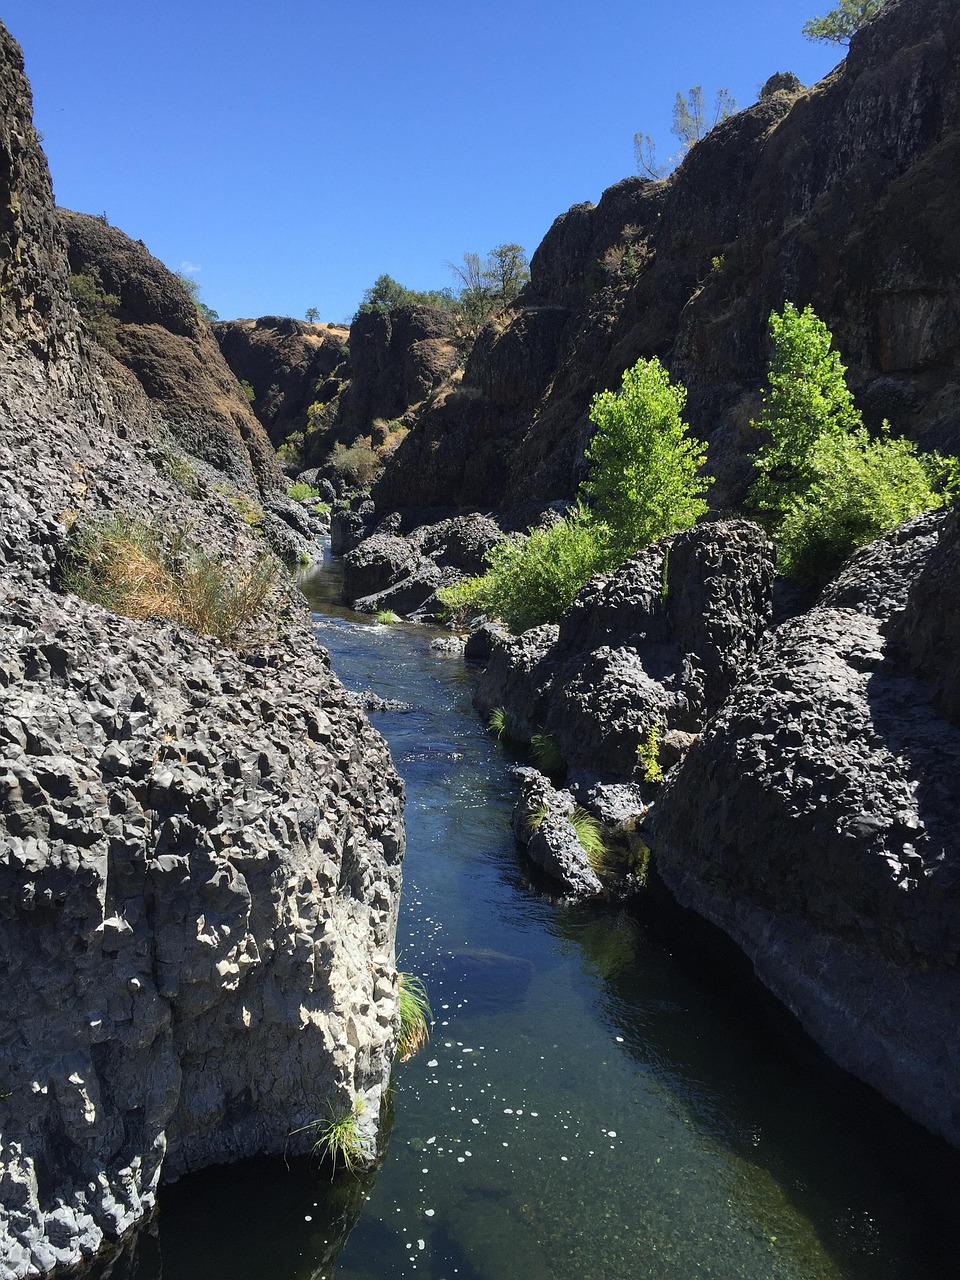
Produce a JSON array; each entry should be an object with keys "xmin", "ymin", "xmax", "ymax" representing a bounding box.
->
[
  {"xmin": 376, "ymin": 0, "xmax": 960, "ymax": 511},
  {"xmin": 213, "ymin": 315, "xmax": 350, "ymax": 446},
  {"xmin": 651, "ymin": 508, "xmax": 960, "ymax": 1147},
  {"xmin": 58, "ymin": 210, "xmax": 281, "ymax": 494},
  {"xmin": 510, "ymin": 768, "xmax": 603, "ymax": 897},
  {"xmin": 475, "ymin": 520, "xmax": 774, "ymax": 778},
  {"xmin": 338, "ymin": 305, "xmax": 460, "ymax": 433}
]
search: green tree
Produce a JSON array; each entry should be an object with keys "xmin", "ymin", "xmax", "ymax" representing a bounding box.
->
[
  {"xmin": 803, "ymin": 0, "xmax": 885, "ymax": 44},
  {"xmin": 448, "ymin": 243, "xmax": 530, "ymax": 329},
  {"xmin": 750, "ymin": 301, "xmax": 957, "ymax": 583},
  {"xmin": 582, "ymin": 356, "xmax": 712, "ymax": 562},
  {"xmin": 356, "ymin": 273, "xmax": 454, "ymax": 317},
  {"xmin": 305, "ymin": 306, "xmax": 320, "ymax": 323},
  {"xmin": 175, "ymin": 272, "xmax": 219, "ymax": 321},
  {"xmin": 748, "ymin": 302, "xmax": 860, "ymax": 513}
]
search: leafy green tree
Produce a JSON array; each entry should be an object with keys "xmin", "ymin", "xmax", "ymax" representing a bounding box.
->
[
  {"xmin": 305, "ymin": 307, "xmax": 320, "ymax": 323},
  {"xmin": 750, "ymin": 301, "xmax": 957, "ymax": 583},
  {"xmin": 356, "ymin": 273, "xmax": 454, "ymax": 317},
  {"xmin": 582, "ymin": 356, "xmax": 712, "ymax": 562},
  {"xmin": 175, "ymin": 272, "xmax": 219, "ymax": 321},
  {"xmin": 803, "ymin": 0, "xmax": 885, "ymax": 44},
  {"xmin": 448, "ymin": 243, "xmax": 530, "ymax": 329},
  {"xmin": 748, "ymin": 302, "xmax": 861, "ymax": 513}
]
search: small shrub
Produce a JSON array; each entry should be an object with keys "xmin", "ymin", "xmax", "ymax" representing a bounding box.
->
[
  {"xmin": 277, "ymin": 433, "xmax": 305, "ymax": 471},
  {"xmin": 313, "ymin": 501, "xmax": 331, "ymax": 517},
  {"xmin": 69, "ymin": 269, "xmax": 120, "ymax": 350},
  {"xmin": 240, "ymin": 378, "xmax": 256, "ymax": 403},
  {"xmin": 291, "ymin": 1097, "xmax": 365, "ymax": 1178},
  {"xmin": 776, "ymin": 426, "xmax": 957, "ymax": 585},
  {"xmin": 488, "ymin": 707, "xmax": 511, "ymax": 741},
  {"xmin": 62, "ymin": 512, "xmax": 281, "ymax": 647},
  {"xmin": 479, "ymin": 504, "xmax": 608, "ymax": 633},
  {"xmin": 437, "ymin": 575, "xmax": 492, "ymax": 625},
  {"xmin": 397, "ymin": 973, "xmax": 432, "ymax": 1061},
  {"xmin": 151, "ymin": 446, "xmax": 200, "ymax": 497},
  {"xmin": 637, "ymin": 725, "xmax": 664, "ymax": 783},
  {"xmin": 531, "ymin": 732, "xmax": 565, "ymax": 775},
  {"xmin": 221, "ymin": 490, "xmax": 265, "ymax": 532},
  {"xmin": 374, "ymin": 609, "xmax": 402, "ymax": 624},
  {"xmin": 287, "ymin": 481, "xmax": 321, "ymax": 501},
  {"xmin": 329, "ymin": 442, "xmax": 381, "ymax": 488}
]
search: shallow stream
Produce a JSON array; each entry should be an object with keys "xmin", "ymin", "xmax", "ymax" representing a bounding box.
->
[{"xmin": 105, "ymin": 545, "xmax": 960, "ymax": 1280}]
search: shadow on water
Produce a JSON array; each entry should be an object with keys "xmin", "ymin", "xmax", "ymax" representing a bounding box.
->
[{"xmin": 96, "ymin": 542, "xmax": 960, "ymax": 1280}]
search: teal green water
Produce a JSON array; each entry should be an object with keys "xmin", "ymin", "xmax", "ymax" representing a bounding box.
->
[{"xmin": 105, "ymin": 548, "xmax": 960, "ymax": 1280}]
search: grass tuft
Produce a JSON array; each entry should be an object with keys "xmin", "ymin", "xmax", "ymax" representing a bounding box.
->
[
  {"xmin": 397, "ymin": 973, "xmax": 432, "ymax": 1061},
  {"xmin": 570, "ymin": 806, "xmax": 606, "ymax": 871},
  {"xmin": 488, "ymin": 707, "xmax": 511, "ymax": 741},
  {"xmin": 531, "ymin": 731, "xmax": 565, "ymax": 775},
  {"xmin": 525, "ymin": 802, "xmax": 549, "ymax": 834},
  {"xmin": 62, "ymin": 512, "xmax": 281, "ymax": 648},
  {"xmin": 291, "ymin": 1097, "xmax": 365, "ymax": 1178},
  {"xmin": 374, "ymin": 609, "xmax": 403, "ymax": 624}
]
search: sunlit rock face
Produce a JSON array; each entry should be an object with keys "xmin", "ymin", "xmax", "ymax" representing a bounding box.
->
[{"xmin": 0, "ymin": 22, "xmax": 404, "ymax": 1277}]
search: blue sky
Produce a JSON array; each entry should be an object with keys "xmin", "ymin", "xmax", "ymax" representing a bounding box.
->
[{"xmin": 4, "ymin": 1, "xmax": 842, "ymax": 323}]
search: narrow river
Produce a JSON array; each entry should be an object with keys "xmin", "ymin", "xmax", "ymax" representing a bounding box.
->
[{"xmin": 110, "ymin": 544, "xmax": 960, "ymax": 1280}]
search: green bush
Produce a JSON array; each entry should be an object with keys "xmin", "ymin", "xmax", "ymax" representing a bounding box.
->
[
  {"xmin": 478, "ymin": 505, "xmax": 608, "ymax": 633},
  {"xmin": 69, "ymin": 269, "xmax": 120, "ymax": 350},
  {"xmin": 287, "ymin": 481, "xmax": 321, "ymax": 501},
  {"xmin": 436, "ymin": 574, "xmax": 493, "ymax": 625},
  {"xmin": 582, "ymin": 356, "xmax": 712, "ymax": 563},
  {"xmin": 637, "ymin": 725, "xmax": 664, "ymax": 783},
  {"xmin": 750, "ymin": 303, "xmax": 958, "ymax": 584},
  {"xmin": 776, "ymin": 426, "xmax": 957, "ymax": 585},
  {"xmin": 329, "ymin": 442, "xmax": 381, "ymax": 487}
]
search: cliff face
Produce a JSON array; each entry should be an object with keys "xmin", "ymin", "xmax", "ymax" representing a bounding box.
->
[
  {"xmin": 375, "ymin": 0, "xmax": 960, "ymax": 512},
  {"xmin": 59, "ymin": 210, "xmax": 282, "ymax": 494},
  {"xmin": 212, "ymin": 316, "xmax": 350, "ymax": 447},
  {"xmin": 0, "ymin": 23, "xmax": 404, "ymax": 1278}
]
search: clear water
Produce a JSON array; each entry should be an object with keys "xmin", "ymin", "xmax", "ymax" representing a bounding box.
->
[{"xmin": 101, "ymin": 545, "xmax": 960, "ymax": 1280}]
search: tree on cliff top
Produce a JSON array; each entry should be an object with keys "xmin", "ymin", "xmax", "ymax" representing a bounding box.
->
[
  {"xmin": 635, "ymin": 86, "xmax": 737, "ymax": 179},
  {"xmin": 802, "ymin": 0, "xmax": 885, "ymax": 44}
]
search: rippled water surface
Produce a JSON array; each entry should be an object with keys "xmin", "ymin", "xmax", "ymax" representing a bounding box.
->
[{"xmin": 112, "ymin": 545, "xmax": 960, "ymax": 1280}]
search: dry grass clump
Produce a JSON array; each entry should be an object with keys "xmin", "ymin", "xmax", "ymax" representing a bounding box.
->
[
  {"xmin": 329, "ymin": 440, "xmax": 381, "ymax": 486},
  {"xmin": 62, "ymin": 512, "xmax": 281, "ymax": 647}
]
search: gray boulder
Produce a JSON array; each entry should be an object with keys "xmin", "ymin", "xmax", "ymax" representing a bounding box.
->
[
  {"xmin": 651, "ymin": 509, "xmax": 960, "ymax": 1147},
  {"xmin": 511, "ymin": 768, "xmax": 603, "ymax": 897}
]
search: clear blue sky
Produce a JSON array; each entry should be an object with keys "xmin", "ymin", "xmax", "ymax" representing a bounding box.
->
[{"xmin": 4, "ymin": 1, "xmax": 841, "ymax": 324}]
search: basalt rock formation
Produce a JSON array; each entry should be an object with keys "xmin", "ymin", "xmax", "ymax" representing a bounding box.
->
[
  {"xmin": 58, "ymin": 209, "xmax": 280, "ymax": 495},
  {"xmin": 652, "ymin": 508, "xmax": 960, "ymax": 1148},
  {"xmin": 0, "ymin": 23, "xmax": 404, "ymax": 1278},
  {"xmin": 474, "ymin": 520, "xmax": 775, "ymax": 781},
  {"xmin": 212, "ymin": 315, "xmax": 350, "ymax": 447},
  {"xmin": 375, "ymin": 0, "xmax": 960, "ymax": 513}
]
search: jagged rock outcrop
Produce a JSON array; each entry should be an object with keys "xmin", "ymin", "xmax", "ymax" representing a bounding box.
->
[
  {"xmin": 475, "ymin": 521, "xmax": 774, "ymax": 779},
  {"xmin": 342, "ymin": 514, "xmax": 504, "ymax": 620},
  {"xmin": 0, "ymin": 23, "xmax": 404, "ymax": 1277},
  {"xmin": 376, "ymin": 0, "xmax": 960, "ymax": 512},
  {"xmin": 337, "ymin": 305, "xmax": 460, "ymax": 434},
  {"xmin": 212, "ymin": 316, "xmax": 350, "ymax": 446},
  {"xmin": 58, "ymin": 210, "xmax": 281, "ymax": 494},
  {"xmin": 651, "ymin": 508, "xmax": 960, "ymax": 1147},
  {"xmin": 510, "ymin": 768, "xmax": 603, "ymax": 897}
]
